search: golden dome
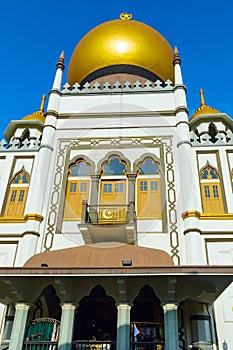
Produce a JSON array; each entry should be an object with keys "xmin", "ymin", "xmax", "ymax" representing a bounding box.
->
[
  {"xmin": 67, "ymin": 14, "xmax": 174, "ymax": 85},
  {"xmin": 190, "ymin": 89, "xmax": 221, "ymax": 121},
  {"xmin": 22, "ymin": 95, "xmax": 46, "ymax": 123}
]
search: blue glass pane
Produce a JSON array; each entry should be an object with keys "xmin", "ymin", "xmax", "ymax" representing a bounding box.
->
[
  {"xmin": 22, "ymin": 174, "xmax": 28, "ymax": 183},
  {"xmin": 139, "ymin": 159, "xmax": 159, "ymax": 175},
  {"xmin": 70, "ymin": 162, "xmax": 90, "ymax": 176},
  {"xmin": 103, "ymin": 184, "xmax": 112, "ymax": 193},
  {"xmin": 13, "ymin": 175, "xmax": 21, "ymax": 183},
  {"xmin": 210, "ymin": 169, "xmax": 218, "ymax": 179},
  {"xmin": 202, "ymin": 170, "xmax": 208, "ymax": 179},
  {"xmin": 103, "ymin": 158, "xmax": 125, "ymax": 175}
]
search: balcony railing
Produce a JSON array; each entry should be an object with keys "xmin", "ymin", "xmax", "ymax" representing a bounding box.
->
[
  {"xmin": 72, "ymin": 340, "xmax": 116, "ymax": 349},
  {"xmin": 23, "ymin": 340, "xmax": 58, "ymax": 349},
  {"xmin": 130, "ymin": 342, "xmax": 164, "ymax": 350},
  {"xmin": 82, "ymin": 201, "xmax": 136, "ymax": 225}
]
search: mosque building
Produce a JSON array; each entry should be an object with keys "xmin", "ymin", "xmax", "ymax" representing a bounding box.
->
[{"xmin": 0, "ymin": 12, "xmax": 233, "ymax": 350}]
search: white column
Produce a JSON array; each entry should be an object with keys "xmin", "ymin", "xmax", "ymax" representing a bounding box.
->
[
  {"xmin": 58, "ymin": 303, "xmax": 75, "ymax": 350},
  {"xmin": 14, "ymin": 232, "xmax": 39, "ymax": 265},
  {"xmin": 8, "ymin": 303, "xmax": 29, "ymax": 350},
  {"xmin": 163, "ymin": 303, "xmax": 179, "ymax": 350},
  {"xmin": 116, "ymin": 304, "xmax": 131, "ymax": 350}
]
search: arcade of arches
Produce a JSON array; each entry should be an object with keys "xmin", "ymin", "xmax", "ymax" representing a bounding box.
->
[
  {"xmin": 2, "ymin": 282, "xmax": 214, "ymax": 350},
  {"xmin": 63, "ymin": 156, "xmax": 163, "ymax": 221}
]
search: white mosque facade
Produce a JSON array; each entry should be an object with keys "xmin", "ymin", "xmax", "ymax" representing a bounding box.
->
[{"xmin": 0, "ymin": 13, "xmax": 232, "ymax": 350}]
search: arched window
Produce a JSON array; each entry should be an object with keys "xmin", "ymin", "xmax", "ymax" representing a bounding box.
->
[
  {"xmin": 4, "ymin": 169, "xmax": 29, "ymax": 217},
  {"xmin": 63, "ymin": 160, "xmax": 91, "ymax": 220},
  {"xmin": 200, "ymin": 165, "xmax": 224, "ymax": 214},
  {"xmin": 99, "ymin": 156, "xmax": 127, "ymax": 222},
  {"xmin": 137, "ymin": 158, "xmax": 162, "ymax": 219}
]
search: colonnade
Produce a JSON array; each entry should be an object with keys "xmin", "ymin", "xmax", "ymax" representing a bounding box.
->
[{"xmin": 7, "ymin": 302, "xmax": 179, "ymax": 350}]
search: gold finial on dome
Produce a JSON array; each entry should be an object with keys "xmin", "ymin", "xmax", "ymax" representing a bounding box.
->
[
  {"xmin": 120, "ymin": 12, "xmax": 132, "ymax": 20},
  {"xmin": 39, "ymin": 94, "xmax": 46, "ymax": 113},
  {"xmin": 200, "ymin": 88, "xmax": 206, "ymax": 106}
]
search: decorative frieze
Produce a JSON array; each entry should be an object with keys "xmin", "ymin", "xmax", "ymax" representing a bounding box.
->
[
  {"xmin": 190, "ymin": 122, "xmax": 233, "ymax": 147},
  {"xmin": 62, "ymin": 79, "xmax": 173, "ymax": 94},
  {"xmin": 0, "ymin": 138, "xmax": 41, "ymax": 152}
]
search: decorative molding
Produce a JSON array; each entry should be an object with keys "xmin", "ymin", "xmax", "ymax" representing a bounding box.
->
[
  {"xmin": 200, "ymin": 213, "xmax": 233, "ymax": 220},
  {"xmin": 24, "ymin": 214, "xmax": 44, "ymax": 223},
  {"xmin": 62, "ymin": 79, "xmax": 174, "ymax": 94},
  {"xmin": 0, "ymin": 138, "xmax": 41, "ymax": 152},
  {"xmin": 22, "ymin": 230, "xmax": 40, "ymax": 237},
  {"xmin": 183, "ymin": 228, "xmax": 202, "ymax": 235},
  {"xmin": 182, "ymin": 210, "xmax": 201, "ymax": 220},
  {"xmin": 174, "ymin": 106, "xmax": 188, "ymax": 115},
  {"xmin": 0, "ymin": 217, "xmax": 26, "ymax": 223},
  {"xmin": 40, "ymin": 144, "xmax": 54, "ymax": 151},
  {"xmin": 43, "ymin": 136, "xmax": 180, "ymax": 264},
  {"xmin": 45, "ymin": 110, "xmax": 59, "ymax": 118},
  {"xmin": 177, "ymin": 140, "xmax": 192, "ymax": 148},
  {"xmin": 0, "ymin": 213, "xmax": 44, "ymax": 224},
  {"xmin": 182, "ymin": 211, "xmax": 233, "ymax": 220},
  {"xmin": 48, "ymin": 89, "xmax": 62, "ymax": 97}
]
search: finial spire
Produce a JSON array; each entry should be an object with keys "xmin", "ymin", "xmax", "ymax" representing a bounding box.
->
[
  {"xmin": 120, "ymin": 12, "xmax": 133, "ymax": 20},
  {"xmin": 56, "ymin": 50, "xmax": 65, "ymax": 70},
  {"xmin": 173, "ymin": 46, "xmax": 181, "ymax": 65},
  {"xmin": 39, "ymin": 94, "xmax": 46, "ymax": 113},
  {"xmin": 200, "ymin": 89, "xmax": 206, "ymax": 106}
]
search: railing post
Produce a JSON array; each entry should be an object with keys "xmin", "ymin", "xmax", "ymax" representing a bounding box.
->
[
  {"xmin": 128, "ymin": 201, "xmax": 136, "ymax": 223},
  {"xmin": 90, "ymin": 175, "xmax": 100, "ymax": 206},
  {"xmin": 127, "ymin": 173, "xmax": 137, "ymax": 204},
  {"xmin": 81, "ymin": 200, "xmax": 88, "ymax": 223}
]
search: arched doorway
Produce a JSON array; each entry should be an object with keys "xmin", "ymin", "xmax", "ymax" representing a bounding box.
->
[
  {"xmin": 73, "ymin": 285, "xmax": 117, "ymax": 342},
  {"xmin": 25, "ymin": 285, "xmax": 61, "ymax": 343},
  {"xmin": 131, "ymin": 285, "xmax": 164, "ymax": 347}
]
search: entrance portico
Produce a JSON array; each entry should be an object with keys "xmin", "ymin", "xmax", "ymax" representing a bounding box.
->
[{"xmin": 0, "ymin": 265, "xmax": 232, "ymax": 350}]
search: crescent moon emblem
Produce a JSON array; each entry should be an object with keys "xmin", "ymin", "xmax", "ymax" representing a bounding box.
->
[{"xmin": 102, "ymin": 210, "xmax": 114, "ymax": 219}]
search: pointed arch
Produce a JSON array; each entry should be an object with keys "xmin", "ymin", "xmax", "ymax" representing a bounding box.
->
[
  {"xmin": 97, "ymin": 153, "xmax": 130, "ymax": 223},
  {"xmin": 200, "ymin": 163, "xmax": 225, "ymax": 214},
  {"xmin": 135, "ymin": 156, "xmax": 162, "ymax": 219},
  {"xmin": 4, "ymin": 167, "xmax": 30, "ymax": 217},
  {"xmin": 73, "ymin": 284, "xmax": 117, "ymax": 341},
  {"xmin": 131, "ymin": 285, "xmax": 164, "ymax": 344},
  {"xmin": 97, "ymin": 151, "xmax": 131, "ymax": 176},
  {"xmin": 63, "ymin": 157, "xmax": 93, "ymax": 220},
  {"xmin": 25, "ymin": 285, "xmax": 61, "ymax": 343}
]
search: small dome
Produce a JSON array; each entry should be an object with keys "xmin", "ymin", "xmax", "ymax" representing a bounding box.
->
[
  {"xmin": 67, "ymin": 14, "xmax": 174, "ymax": 85},
  {"xmin": 190, "ymin": 89, "xmax": 221, "ymax": 121},
  {"xmin": 22, "ymin": 95, "xmax": 46, "ymax": 123}
]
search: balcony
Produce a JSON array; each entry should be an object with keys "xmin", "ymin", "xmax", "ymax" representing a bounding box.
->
[{"xmin": 78, "ymin": 201, "xmax": 137, "ymax": 244}]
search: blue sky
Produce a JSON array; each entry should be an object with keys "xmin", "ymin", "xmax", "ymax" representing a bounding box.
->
[{"xmin": 0, "ymin": 0, "xmax": 232, "ymax": 137}]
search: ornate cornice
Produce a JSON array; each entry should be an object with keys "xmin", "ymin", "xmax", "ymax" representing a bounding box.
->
[{"xmin": 24, "ymin": 214, "xmax": 44, "ymax": 223}]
